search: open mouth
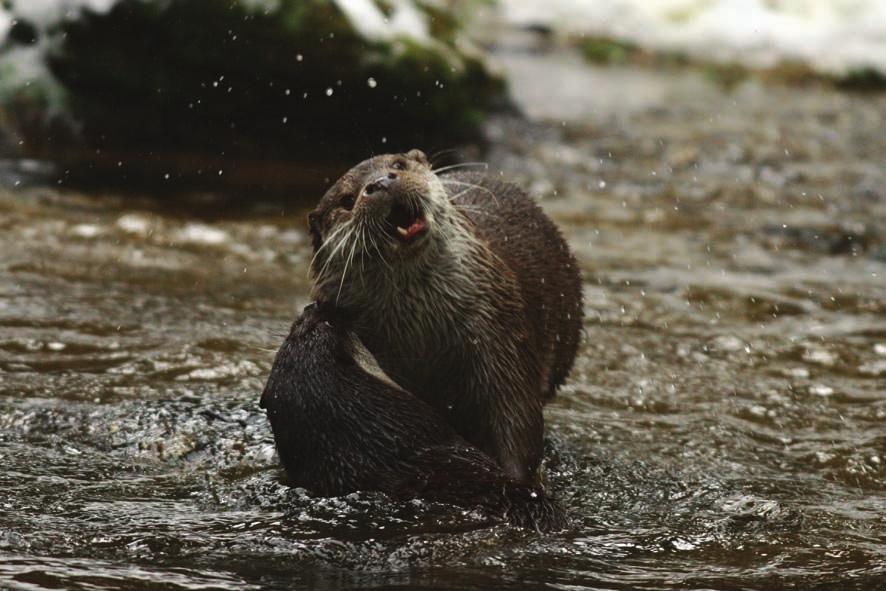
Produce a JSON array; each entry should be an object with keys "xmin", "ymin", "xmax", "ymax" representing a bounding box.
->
[{"xmin": 384, "ymin": 200, "xmax": 428, "ymax": 245}]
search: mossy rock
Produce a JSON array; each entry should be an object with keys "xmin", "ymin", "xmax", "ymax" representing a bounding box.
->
[
  {"xmin": 836, "ymin": 67, "xmax": 886, "ymax": 90},
  {"xmin": 2, "ymin": 0, "xmax": 506, "ymax": 191},
  {"xmin": 580, "ymin": 37, "xmax": 637, "ymax": 65}
]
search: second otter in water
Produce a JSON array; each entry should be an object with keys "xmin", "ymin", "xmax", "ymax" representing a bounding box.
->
[
  {"xmin": 260, "ymin": 303, "xmax": 566, "ymax": 531},
  {"xmin": 308, "ymin": 150, "xmax": 583, "ymax": 483}
]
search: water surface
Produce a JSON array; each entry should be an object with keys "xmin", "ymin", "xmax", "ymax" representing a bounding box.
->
[{"xmin": 1, "ymin": 62, "xmax": 884, "ymax": 590}]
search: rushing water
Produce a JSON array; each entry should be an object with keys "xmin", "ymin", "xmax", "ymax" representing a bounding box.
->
[{"xmin": 1, "ymin": 54, "xmax": 885, "ymax": 589}]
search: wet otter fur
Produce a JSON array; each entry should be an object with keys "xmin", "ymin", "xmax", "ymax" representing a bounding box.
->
[
  {"xmin": 308, "ymin": 150, "xmax": 583, "ymax": 483},
  {"xmin": 260, "ymin": 304, "xmax": 567, "ymax": 532}
]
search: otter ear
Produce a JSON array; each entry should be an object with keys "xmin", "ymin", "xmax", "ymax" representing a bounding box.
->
[
  {"xmin": 307, "ymin": 211, "xmax": 323, "ymax": 252},
  {"xmin": 406, "ymin": 149, "xmax": 428, "ymax": 164}
]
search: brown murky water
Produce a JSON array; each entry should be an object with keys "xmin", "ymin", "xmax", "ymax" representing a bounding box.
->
[{"xmin": 1, "ymin": 54, "xmax": 884, "ymax": 589}]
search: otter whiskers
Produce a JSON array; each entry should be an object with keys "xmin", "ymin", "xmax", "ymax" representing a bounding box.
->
[
  {"xmin": 313, "ymin": 219, "xmax": 358, "ymax": 293},
  {"xmin": 439, "ymin": 178, "xmax": 501, "ymax": 207},
  {"xmin": 431, "ymin": 162, "xmax": 489, "ymax": 175},
  {"xmin": 309, "ymin": 221, "xmax": 351, "ymax": 278},
  {"xmin": 336, "ymin": 231, "xmax": 360, "ymax": 304}
]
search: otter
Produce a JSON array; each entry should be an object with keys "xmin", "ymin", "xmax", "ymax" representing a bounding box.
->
[
  {"xmin": 260, "ymin": 303, "xmax": 567, "ymax": 531},
  {"xmin": 307, "ymin": 150, "xmax": 583, "ymax": 484}
]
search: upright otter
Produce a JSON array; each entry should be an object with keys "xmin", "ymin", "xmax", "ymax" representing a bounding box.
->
[
  {"xmin": 308, "ymin": 150, "xmax": 583, "ymax": 484},
  {"xmin": 260, "ymin": 303, "xmax": 567, "ymax": 531}
]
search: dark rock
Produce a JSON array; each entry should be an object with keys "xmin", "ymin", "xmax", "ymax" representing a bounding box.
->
[{"xmin": 1, "ymin": 0, "xmax": 506, "ymax": 195}]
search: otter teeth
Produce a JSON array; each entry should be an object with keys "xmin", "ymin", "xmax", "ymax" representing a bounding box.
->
[{"xmin": 396, "ymin": 226, "xmax": 409, "ymax": 237}]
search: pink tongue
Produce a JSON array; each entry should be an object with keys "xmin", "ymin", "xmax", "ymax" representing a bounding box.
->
[{"xmin": 405, "ymin": 219, "xmax": 426, "ymax": 238}]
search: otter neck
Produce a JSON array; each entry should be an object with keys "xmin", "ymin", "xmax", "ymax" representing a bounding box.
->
[{"xmin": 326, "ymin": 211, "xmax": 501, "ymax": 386}]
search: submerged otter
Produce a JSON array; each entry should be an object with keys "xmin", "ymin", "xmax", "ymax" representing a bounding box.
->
[
  {"xmin": 260, "ymin": 303, "xmax": 567, "ymax": 531},
  {"xmin": 308, "ymin": 150, "xmax": 583, "ymax": 483}
]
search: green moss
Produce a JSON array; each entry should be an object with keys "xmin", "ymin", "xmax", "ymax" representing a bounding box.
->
[
  {"xmin": 659, "ymin": 50, "xmax": 690, "ymax": 68},
  {"xmin": 837, "ymin": 67, "xmax": 886, "ymax": 90},
  {"xmin": 703, "ymin": 62, "xmax": 749, "ymax": 90},
  {"xmin": 581, "ymin": 38, "xmax": 637, "ymax": 65},
  {"xmin": 575, "ymin": 33, "xmax": 886, "ymax": 92},
  {"xmin": 375, "ymin": 0, "xmax": 396, "ymax": 18}
]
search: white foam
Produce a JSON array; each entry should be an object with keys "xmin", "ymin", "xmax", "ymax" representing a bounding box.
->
[
  {"xmin": 0, "ymin": 0, "xmax": 116, "ymax": 41},
  {"xmin": 333, "ymin": 0, "xmax": 430, "ymax": 43},
  {"xmin": 499, "ymin": 0, "xmax": 886, "ymax": 76},
  {"xmin": 1, "ymin": 0, "xmax": 430, "ymax": 41},
  {"xmin": 0, "ymin": 2, "xmax": 118, "ymax": 118}
]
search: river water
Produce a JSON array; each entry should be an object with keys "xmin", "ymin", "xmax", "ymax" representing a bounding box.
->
[{"xmin": 1, "ymin": 46, "xmax": 885, "ymax": 589}]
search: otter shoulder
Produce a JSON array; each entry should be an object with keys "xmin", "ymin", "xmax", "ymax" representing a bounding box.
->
[{"xmin": 441, "ymin": 171, "xmax": 542, "ymax": 220}]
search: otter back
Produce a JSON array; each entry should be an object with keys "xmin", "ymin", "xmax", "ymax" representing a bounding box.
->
[{"xmin": 445, "ymin": 171, "xmax": 583, "ymax": 399}]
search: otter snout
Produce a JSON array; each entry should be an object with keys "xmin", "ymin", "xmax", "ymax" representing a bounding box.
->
[
  {"xmin": 357, "ymin": 174, "xmax": 398, "ymax": 218},
  {"xmin": 362, "ymin": 172, "xmax": 399, "ymax": 197},
  {"xmin": 356, "ymin": 172, "xmax": 429, "ymax": 245}
]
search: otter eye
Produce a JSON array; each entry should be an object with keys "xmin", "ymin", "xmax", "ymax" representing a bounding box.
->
[
  {"xmin": 391, "ymin": 160, "xmax": 407, "ymax": 170},
  {"xmin": 339, "ymin": 194, "xmax": 356, "ymax": 210}
]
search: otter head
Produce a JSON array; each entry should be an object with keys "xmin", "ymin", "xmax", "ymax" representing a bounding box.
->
[
  {"xmin": 291, "ymin": 303, "xmax": 405, "ymax": 391},
  {"xmin": 307, "ymin": 149, "xmax": 457, "ymax": 303}
]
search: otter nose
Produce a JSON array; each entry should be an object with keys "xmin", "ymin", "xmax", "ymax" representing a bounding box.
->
[{"xmin": 363, "ymin": 172, "xmax": 398, "ymax": 196}]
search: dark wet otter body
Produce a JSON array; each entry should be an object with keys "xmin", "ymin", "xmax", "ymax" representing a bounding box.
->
[
  {"xmin": 444, "ymin": 170, "xmax": 583, "ymax": 399},
  {"xmin": 260, "ymin": 304, "xmax": 567, "ymax": 531},
  {"xmin": 308, "ymin": 151, "xmax": 583, "ymax": 483}
]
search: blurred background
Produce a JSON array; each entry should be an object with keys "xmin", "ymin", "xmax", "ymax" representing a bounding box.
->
[
  {"xmin": 1, "ymin": 0, "xmax": 884, "ymax": 195},
  {"xmin": 0, "ymin": 1, "xmax": 884, "ymax": 590}
]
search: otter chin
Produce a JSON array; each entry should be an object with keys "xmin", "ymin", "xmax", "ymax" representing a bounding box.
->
[
  {"xmin": 307, "ymin": 149, "xmax": 583, "ymax": 485},
  {"xmin": 385, "ymin": 197, "xmax": 429, "ymax": 244}
]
